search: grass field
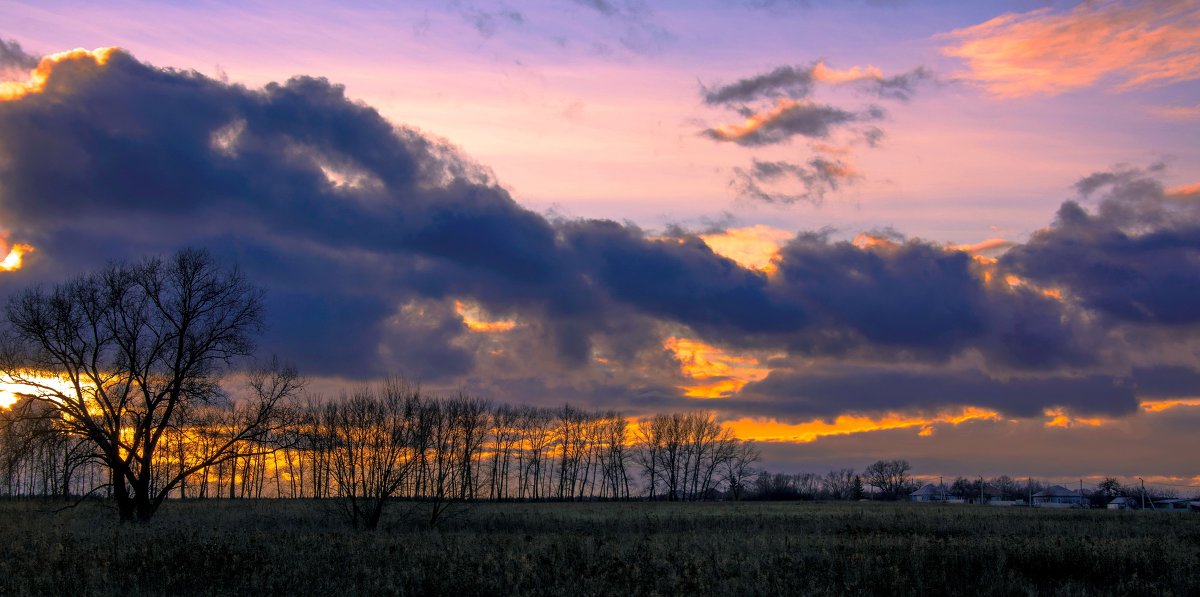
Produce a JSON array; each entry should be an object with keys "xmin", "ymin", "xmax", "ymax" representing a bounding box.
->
[{"xmin": 0, "ymin": 499, "xmax": 1197, "ymax": 596}]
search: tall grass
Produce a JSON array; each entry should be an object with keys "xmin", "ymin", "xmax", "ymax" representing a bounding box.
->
[{"xmin": 0, "ymin": 500, "xmax": 1196, "ymax": 595}]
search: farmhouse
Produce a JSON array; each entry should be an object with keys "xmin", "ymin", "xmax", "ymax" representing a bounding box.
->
[
  {"xmin": 909, "ymin": 484, "xmax": 950, "ymax": 502},
  {"xmin": 1032, "ymin": 485, "xmax": 1085, "ymax": 507},
  {"xmin": 1107, "ymin": 496, "xmax": 1139, "ymax": 510}
]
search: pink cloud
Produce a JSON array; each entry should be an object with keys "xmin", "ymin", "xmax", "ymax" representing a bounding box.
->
[{"xmin": 942, "ymin": 0, "xmax": 1200, "ymax": 97}]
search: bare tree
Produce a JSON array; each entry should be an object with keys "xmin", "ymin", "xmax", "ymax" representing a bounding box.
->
[
  {"xmin": 317, "ymin": 379, "xmax": 422, "ymax": 530},
  {"xmin": 721, "ymin": 441, "xmax": 760, "ymax": 500},
  {"xmin": 863, "ymin": 459, "xmax": 912, "ymax": 501},
  {"xmin": 0, "ymin": 248, "xmax": 299, "ymax": 521},
  {"xmin": 821, "ymin": 468, "xmax": 857, "ymax": 500}
]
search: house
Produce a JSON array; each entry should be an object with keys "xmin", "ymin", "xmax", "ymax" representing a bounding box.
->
[
  {"xmin": 1032, "ymin": 485, "xmax": 1085, "ymax": 508},
  {"xmin": 910, "ymin": 484, "xmax": 950, "ymax": 502},
  {"xmin": 1152, "ymin": 498, "xmax": 1193, "ymax": 511},
  {"xmin": 1107, "ymin": 496, "xmax": 1139, "ymax": 510}
]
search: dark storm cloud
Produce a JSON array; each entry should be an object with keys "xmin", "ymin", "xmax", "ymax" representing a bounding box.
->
[
  {"xmin": 1003, "ymin": 165, "xmax": 1200, "ymax": 325},
  {"xmin": 562, "ymin": 220, "xmax": 806, "ymax": 337},
  {"xmin": 737, "ymin": 366, "xmax": 1138, "ymax": 419},
  {"xmin": 730, "ymin": 157, "xmax": 857, "ymax": 204},
  {"xmin": 768, "ymin": 232, "xmax": 1096, "ymax": 369},
  {"xmin": 1, "ymin": 48, "xmax": 1198, "ymax": 421}
]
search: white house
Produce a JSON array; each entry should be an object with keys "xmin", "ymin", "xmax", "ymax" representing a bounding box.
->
[
  {"xmin": 1032, "ymin": 485, "xmax": 1085, "ymax": 508},
  {"xmin": 1107, "ymin": 496, "xmax": 1138, "ymax": 510},
  {"xmin": 910, "ymin": 483, "xmax": 950, "ymax": 502}
]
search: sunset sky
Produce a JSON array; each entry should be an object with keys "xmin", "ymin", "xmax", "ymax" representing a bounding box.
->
[{"xmin": 1, "ymin": 0, "xmax": 1199, "ymax": 487}]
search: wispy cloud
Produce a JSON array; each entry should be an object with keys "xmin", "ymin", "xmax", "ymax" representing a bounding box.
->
[
  {"xmin": 942, "ymin": 0, "xmax": 1200, "ymax": 97},
  {"xmin": 729, "ymin": 157, "xmax": 858, "ymax": 205},
  {"xmin": 700, "ymin": 60, "xmax": 928, "ymax": 203},
  {"xmin": 1150, "ymin": 102, "xmax": 1200, "ymax": 120}
]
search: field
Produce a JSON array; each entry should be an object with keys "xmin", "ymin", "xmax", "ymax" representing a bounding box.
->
[{"xmin": 1, "ymin": 499, "xmax": 1197, "ymax": 596}]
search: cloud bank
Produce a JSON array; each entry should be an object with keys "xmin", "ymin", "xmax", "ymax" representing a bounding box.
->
[{"xmin": 1, "ymin": 46, "xmax": 1199, "ymax": 432}]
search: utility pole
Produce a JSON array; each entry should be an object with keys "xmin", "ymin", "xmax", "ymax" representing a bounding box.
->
[
  {"xmin": 1080, "ymin": 479, "xmax": 1084, "ymax": 508},
  {"xmin": 1138, "ymin": 477, "xmax": 1147, "ymax": 510}
]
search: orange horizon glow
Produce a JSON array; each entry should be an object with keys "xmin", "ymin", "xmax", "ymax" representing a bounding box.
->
[
  {"xmin": 0, "ymin": 374, "xmax": 87, "ymax": 409},
  {"xmin": 724, "ymin": 406, "xmax": 1003, "ymax": 443},
  {"xmin": 0, "ymin": 46, "xmax": 119, "ymax": 101}
]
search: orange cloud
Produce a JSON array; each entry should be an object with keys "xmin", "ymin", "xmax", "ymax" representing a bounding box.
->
[
  {"xmin": 454, "ymin": 300, "xmax": 516, "ymax": 332},
  {"xmin": 1151, "ymin": 103, "xmax": 1200, "ymax": 120},
  {"xmin": 811, "ymin": 61, "xmax": 885, "ymax": 85},
  {"xmin": 942, "ymin": 1, "xmax": 1200, "ymax": 97},
  {"xmin": 700, "ymin": 225, "xmax": 792, "ymax": 274},
  {"xmin": 1042, "ymin": 407, "xmax": 1111, "ymax": 429},
  {"xmin": 706, "ymin": 98, "xmax": 803, "ymax": 143},
  {"xmin": 663, "ymin": 336, "xmax": 771, "ymax": 399},
  {"xmin": 1140, "ymin": 398, "xmax": 1200, "ymax": 412},
  {"xmin": 851, "ymin": 232, "xmax": 898, "ymax": 250},
  {"xmin": 949, "ymin": 238, "xmax": 1015, "ymax": 256},
  {"xmin": 0, "ymin": 47, "xmax": 119, "ymax": 101},
  {"xmin": 724, "ymin": 406, "xmax": 1002, "ymax": 443},
  {"xmin": 1166, "ymin": 182, "xmax": 1200, "ymax": 198}
]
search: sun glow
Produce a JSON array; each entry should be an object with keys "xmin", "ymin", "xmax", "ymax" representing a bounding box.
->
[
  {"xmin": 0, "ymin": 375, "xmax": 83, "ymax": 409},
  {"xmin": 0, "ymin": 243, "xmax": 34, "ymax": 271},
  {"xmin": 0, "ymin": 47, "xmax": 119, "ymax": 101},
  {"xmin": 664, "ymin": 337, "xmax": 771, "ymax": 399},
  {"xmin": 700, "ymin": 225, "xmax": 791, "ymax": 274}
]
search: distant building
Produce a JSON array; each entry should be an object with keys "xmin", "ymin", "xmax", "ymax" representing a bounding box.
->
[
  {"xmin": 1107, "ymin": 496, "xmax": 1139, "ymax": 510},
  {"xmin": 1152, "ymin": 498, "xmax": 1193, "ymax": 511},
  {"xmin": 910, "ymin": 484, "xmax": 950, "ymax": 502},
  {"xmin": 1032, "ymin": 485, "xmax": 1085, "ymax": 507}
]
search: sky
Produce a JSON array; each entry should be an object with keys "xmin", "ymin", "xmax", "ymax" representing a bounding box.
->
[{"xmin": 1, "ymin": 0, "xmax": 1199, "ymax": 487}]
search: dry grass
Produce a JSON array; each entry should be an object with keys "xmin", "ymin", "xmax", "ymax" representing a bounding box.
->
[{"xmin": 0, "ymin": 499, "xmax": 1196, "ymax": 596}]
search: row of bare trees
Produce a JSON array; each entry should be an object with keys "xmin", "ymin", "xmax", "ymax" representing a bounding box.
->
[{"xmin": 0, "ymin": 379, "xmax": 762, "ymax": 525}]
